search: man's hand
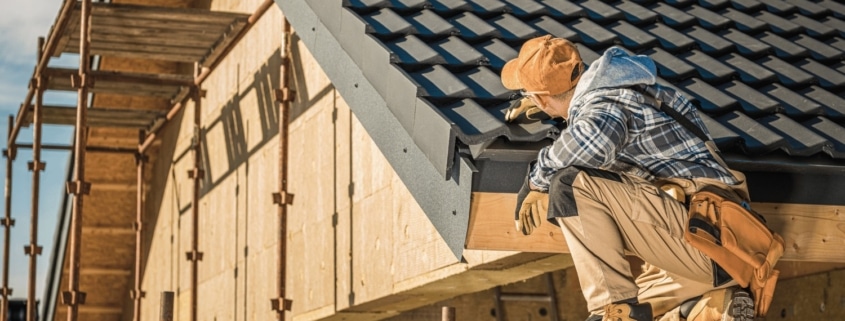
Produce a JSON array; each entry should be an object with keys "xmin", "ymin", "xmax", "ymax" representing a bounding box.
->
[
  {"xmin": 515, "ymin": 178, "xmax": 549, "ymax": 236},
  {"xmin": 505, "ymin": 97, "xmax": 548, "ymax": 122}
]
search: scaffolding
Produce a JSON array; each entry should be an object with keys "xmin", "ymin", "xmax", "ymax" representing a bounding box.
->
[{"xmin": 0, "ymin": 1, "xmax": 292, "ymax": 321}]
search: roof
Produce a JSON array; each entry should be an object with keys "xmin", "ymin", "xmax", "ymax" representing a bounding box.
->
[{"xmin": 274, "ymin": 0, "xmax": 845, "ymax": 257}]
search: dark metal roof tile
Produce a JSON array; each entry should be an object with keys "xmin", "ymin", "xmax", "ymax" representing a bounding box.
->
[
  {"xmin": 828, "ymin": 37, "xmax": 845, "ymax": 52},
  {"xmin": 718, "ymin": 80, "xmax": 781, "ymax": 115},
  {"xmin": 796, "ymin": 59, "xmax": 845, "ymax": 90},
  {"xmin": 699, "ymin": 0, "xmax": 731, "ymax": 10},
  {"xmin": 729, "ymin": 0, "xmax": 765, "ymax": 12},
  {"xmin": 466, "ymin": 0, "xmax": 509, "ymax": 15},
  {"xmin": 449, "ymin": 12, "xmax": 499, "ymax": 40},
  {"xmin": 431, "ymin": 36, "xmax": 488, "ymax": 66},
  {"xmin": 722, "ymin": 8, "xmax": 769, "ymax": 34},
  {"xmin": 645, "ymin": 22, "xmax": 696, "ymax": 52},
  {"xmin": 474, "ymin": 38, "xmax": 518, "ymax": 70},
  {"xmin": 793, "ymin": 34, "xmax": 845, "ymax": 63},
  {"xmin": 761, "ymin": 83, "xmax": 824, "ymax": 117},
  {"xmin": 755, "ymin": 10, "xmax": 804, "ymax": 36},
  {"xmin": 717, "ymin": 111, "xmax": 787, "ymax": 154},
  {"xmin": 679, "ymin": 49, "xmax": 736, "ymax": 83},
  {"xmin": 650, "ymin": 2, "xmax": 698, "ymax": 28},
  {"xmin": 823, "ymin": 17, "xmax": 845, "ymax": 38},
  {"xmin": 487, "ymin": 13, "xmax": 542, "ymax": 41},
  {"xmin": 801, "ymin": 86, "xmax": 845, "ymax": 119},
  {"xmin": 387, "ymin": 0, "xmax": 428, "ymax": 13},
  {"xmin": 685, "ymin": 26, "xmax": 734, "ymax": 56},
  {"xmin": 678, "ymin": 77, "xmax": 739, "ymax": 114},
  {"xmin": 789, "ymin": 14, "xmax": 837, "ymax": 38},
  {"xmin": 567, "ymin": 17, "xmax": 619, "ymax": 48},
  {"xmin": 783, "ymin": 0, "xmax": 831, "ymax": 17},
  {"xmin": 440, "ymin": 99, "xmax": 506, "ymax": 143},
  {"xmin": 530, "ymin": 15, "xmax": 580, "ymax": 41},
  {"xmin": 687, "ymin": 5, "xmax": 732, "ymax": 30},
  {"xmin": 344, "ymin": 0, "xmax": 390, "ymax": 10},
  {"xmin": 362, "ymin": 8, "xmax": 417, "ymax": 36},
  {"xmin": 385, "ymin": 35, "xmax": 445, "ymax": 65},
  {"xmin": 456, "ymin": 66, "xmax": 512, "ymax": 99},
  {"xmin": 609, "ymin": 20, "xmax": 659, "ymax": 49},
  {"xmin": 538, "ymin": 0, "xmax": 587, "ymax": 20},
  {"xmin": 576, "ymin": 44, "xmax": 603, "ymax": 64},
  {"xmin": 614, "ymin": 0, "xmax": 660, "ymax": 25},
  {"xmin": 406, "ymin": 9, "xmax": 460, "ymax": 37},
  {"xmin": 757, "ymin": 0, "xmax": 797, "ymax": 15},
  {"xmin": 410, "ymin": 65, "xmax": 475, "ymax": 98},
  {"xmin": 720, "ymin": 28, "xmax": 772, "ymax": 58},
  {"xmin": 429, "ymin": 0, "xmax": 472, "ymax": 13},
  {"xmin": 504, "ymin": 0, "xmax": 550, "ymax": 18},
  {"xmin": 665, "ymin": 0, "xmax": 697, "ymax": 7},
  {"xmin": 578, "ymin": 0, "xmax": 625, "ymax": 22},
  {"xmin": 758, "ymin": 31, "xmax": 811, "ymax": 60},
  {"xmin": 721, "ymin": 53, "xmax": 778, "ymax": 85},
  {"xmin": 757, "ymin": 55, "xmax": 815, "ymax": 88},
  {"xmin": 644, "ymin": 47, "xmax": 697, "ymax": 80},
  {"xmin": 700, "ymin": 112, "xmax": 742, "ymax": 147},
  {"xmin": 802, "ymin": 116, "xmax": 845, "ymax": 158},
  {"xmin": 817, "ymin": 0, "xmax": 845, "ymax": 18},
  {"xmin": 758, "ymin": 113, "xmax": 828, "ymax": 156}
]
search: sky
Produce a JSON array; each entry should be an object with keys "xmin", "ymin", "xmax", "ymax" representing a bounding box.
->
[{"xmin": 1, "ymin": 0, "xmax": 77, "ymax": 308}]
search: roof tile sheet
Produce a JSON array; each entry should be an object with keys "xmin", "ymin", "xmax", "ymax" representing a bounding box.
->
[{"xmin": 337, "ymin": 0, "xmax": 845, "ymax": 167}]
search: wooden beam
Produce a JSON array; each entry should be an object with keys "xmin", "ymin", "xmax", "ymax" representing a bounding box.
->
[
  {"xmin": 466, "ymin": 192, "xmax": 845, "ymax": 263},
  {"xmin": 89, "ymin": 2, "xmax": 249, "ymax": 24}
]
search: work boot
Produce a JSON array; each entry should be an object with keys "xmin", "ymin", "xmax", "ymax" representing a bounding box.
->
[
  {"xmin": 683, "ymin": 286, "xmax": 755, "ymax": 321},
  {"xmin": 599, "ymin": 302, "xmax": 653, "ymax": 321}
]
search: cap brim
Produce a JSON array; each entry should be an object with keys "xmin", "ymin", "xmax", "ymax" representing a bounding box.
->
[{"xmin": 500, "ymin": 59, "xmax": 523, "ymax": 90}]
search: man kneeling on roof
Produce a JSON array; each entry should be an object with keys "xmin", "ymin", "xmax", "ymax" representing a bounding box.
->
[{"xmin": 501, "ymin": 35, "xmax": 783, "ymax": 321}]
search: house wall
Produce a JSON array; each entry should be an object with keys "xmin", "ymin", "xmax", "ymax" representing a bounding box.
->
[{"xmin": 138, "ymin": 1, "xmax": 572, "ymax": 320}]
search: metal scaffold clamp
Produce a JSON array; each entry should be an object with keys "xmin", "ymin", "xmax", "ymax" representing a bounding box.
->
[
  {"xmin": 273, "ymin": 88, "xmax": 296, "ymax": 103},
  {"xmin": 66, "ymin": 180, "xmax": 92, "ymax": 195},
  {"xmin": 0, "ymin": 217, "xmax": 14, "ymax": 228},
  {"xmin": 3, "ymin": 148, "xmax": 16, "ymax": 160},
  {"xmin": 27, "ymin": 160, "xmax": 46, "ymax": 172},
  {"xmin": 270, "ymin": 297, "xmax": 293, "ymax": 312},
  {"xmin": 0, "ymin": 287, "xmax": 12, "ymax": 296},
  {"xmin": 272, "ymin": 191, "xmax": 294, "ymax": 206},
  {"xmin": 185, "ymin": 250, "xmax": 204, "ymax": 262},
  {"xmin": 129, "ymin": 289, "xmax": 146, "ymax": 299},
  {"xmin": 61, "ymin": 290, "xmax": 87, "ymax": 306},
  {"xmin": 23, "ymin": 244, "xmax": 43, "ymax": 256},
  {"xmin": 69, "ymin": 74, "xmax": 94, "ymax": 89},
  {"xmin": 187, "ymin": 168, "xmax": 205, "ymax": 179}
]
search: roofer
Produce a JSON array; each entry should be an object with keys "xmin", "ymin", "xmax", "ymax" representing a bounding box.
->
[{"xmin": 501, "ymin": 35, "xmax": 784, "ymax": 321}]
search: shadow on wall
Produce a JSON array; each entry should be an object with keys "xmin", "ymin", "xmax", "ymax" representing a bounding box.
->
[{"xmin": 140, "ymin": 30, "xmax": 334, "ymax": 280}]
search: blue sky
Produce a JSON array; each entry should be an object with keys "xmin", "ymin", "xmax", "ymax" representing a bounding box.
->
[{"xmin": 1, "ymin": 0, "xmax": 77, "ymax": 306}]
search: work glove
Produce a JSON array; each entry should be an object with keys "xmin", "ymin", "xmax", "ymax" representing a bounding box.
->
[
  {"xmin": 504, "ymin": 97, "xmax": 549, "ymax": 122},
  {"xmin": 514, "ymin": 177, "xmax": 549, "ymax": 236}
]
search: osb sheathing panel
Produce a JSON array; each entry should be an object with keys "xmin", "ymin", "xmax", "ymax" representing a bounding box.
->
[
  {"xmin": 84, "ymin": 152, "xmax": 137, "ymax": 183},
  {"xmin": 82, "ymin": 189, "xmax": 135, "ymax": 226},
  {"xmin": 55, "ymin": 312, "xmax": 120, "ymax": 321},
  {"xmin": 76, "ymin": 274, "xmax": 132, "ymax": 306},
  {"xmin": 80, "ymin": 232, "xmax": 134, "ymax": 269}
]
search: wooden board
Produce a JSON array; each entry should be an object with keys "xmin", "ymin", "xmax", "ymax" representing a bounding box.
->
[
  {"xmin": 466, "ymin": 192, "xmax": 569, "ymax": 253},
  {"xmin": 467, "ymin": 192, "xmax": 845, "ymax": 263}
]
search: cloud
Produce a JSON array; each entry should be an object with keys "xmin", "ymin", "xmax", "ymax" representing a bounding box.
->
[{"xmin": 0, "ymin": 0, "xmax": 63, "ymax": 114}]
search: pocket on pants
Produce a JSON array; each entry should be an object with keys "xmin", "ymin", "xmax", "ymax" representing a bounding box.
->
[{"xmin": 631, "ymin": 183, "xmax": 681, "ymax": 237}]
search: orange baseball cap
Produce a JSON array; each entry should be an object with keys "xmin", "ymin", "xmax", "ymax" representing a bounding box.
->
[{"xmin": 501, "ymin": 35, "xmax": 584, "ymax": 96}]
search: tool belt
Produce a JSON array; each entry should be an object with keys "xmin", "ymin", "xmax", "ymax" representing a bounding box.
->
[{"xmin": 657, "ymin": 171, "xmax": 784, "ymax": 317}]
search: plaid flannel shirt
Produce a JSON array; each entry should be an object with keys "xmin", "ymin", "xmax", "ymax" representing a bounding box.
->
[{"xmin": 529, "ymin": 84, "xmax": 738, "ymax": 192}]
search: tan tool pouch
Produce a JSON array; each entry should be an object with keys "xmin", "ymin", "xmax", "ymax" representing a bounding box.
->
[{"xmin": 684, "ymin": 187, "xmax": 784, "ymax": 317}]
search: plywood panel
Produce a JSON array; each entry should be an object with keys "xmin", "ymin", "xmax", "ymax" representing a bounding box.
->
[{"xmin": 466, "ymin": 192, "xmax": 568, "ymax": 253}]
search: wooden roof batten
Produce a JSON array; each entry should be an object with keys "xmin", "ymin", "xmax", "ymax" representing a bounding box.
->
[{"xmin": 13, "ymin": 1, "xmax": 251, "ymax": 132}]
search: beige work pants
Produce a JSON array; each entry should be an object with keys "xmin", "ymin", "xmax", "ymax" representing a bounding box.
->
[{"xmin": 550, "ymin": 167, "xmax": 734, "ymax": 318}]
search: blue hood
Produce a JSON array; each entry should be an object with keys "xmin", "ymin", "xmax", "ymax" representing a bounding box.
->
[{"xmin": 571, "ymin": 47, "xmax": 658, "ymax": 104}]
